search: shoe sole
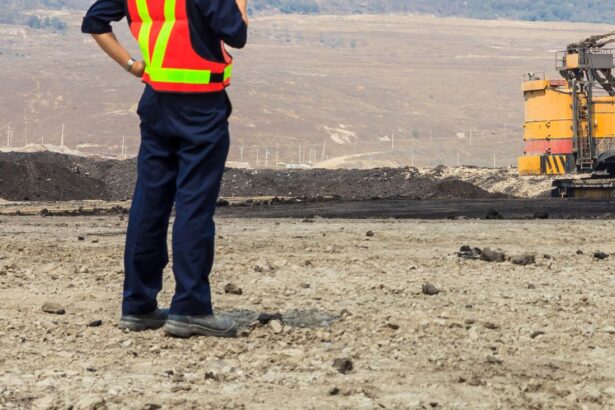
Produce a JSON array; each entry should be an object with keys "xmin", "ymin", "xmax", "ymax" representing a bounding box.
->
[
  {"xmin": 162, "ymin": 320, "xmax": 237, "ymax": 338},
  {"xmin": 118, "ymin": 318, "xmax": 166, "ymax": 332}
]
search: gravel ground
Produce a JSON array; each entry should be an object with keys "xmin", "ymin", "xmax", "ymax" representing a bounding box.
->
[{"xmin": 1, "ymin": 215, "xmax": 614, "ymax": 409}]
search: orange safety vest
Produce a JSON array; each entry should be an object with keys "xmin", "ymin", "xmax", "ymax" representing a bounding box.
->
[{"xmin": 126, "ymin": 0, "xmax": 233, "ymax": 93}]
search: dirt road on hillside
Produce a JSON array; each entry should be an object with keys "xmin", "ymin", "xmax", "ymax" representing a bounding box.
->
[{"xmin": 0, "ymin": 216, "xmax": 614, "ymax": 409}]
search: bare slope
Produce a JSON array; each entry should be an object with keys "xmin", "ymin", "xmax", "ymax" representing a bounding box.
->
[{"xmin": 1, "ymin": 13, "xmax": 612, "ymax": 167}]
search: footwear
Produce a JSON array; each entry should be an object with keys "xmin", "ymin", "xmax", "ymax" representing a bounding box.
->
[
  {"xmin": 118, "ymin": 308, "xmax": 169, "ymax": 331},
  {"xmin": 163, "ymin": 314, "xmax": 237, "ymax": 338}
]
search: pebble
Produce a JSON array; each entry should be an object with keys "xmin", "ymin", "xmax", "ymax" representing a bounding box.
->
[
  {"xmin": 269, "ymin": 320, "xmax": 283, "ymax": 334},
  {"xmin": 457, "ymin": 245, "xmax": 482, "ymax": 260},
  {"xmin": 386, "ymin": 322, "xmax": 400, "ymax": 330},
  {"xmin": 530, "ymin": 330, "xmax": 546, "ymax": 339},
  {"xmin": 41, "ymin": 302, "xmax": 65, "ymax": 315},
  {"xmin": 332, "ymin": 358, "xmax": 354, "ymax": 374},
  {"xmin": 480, "ymin": 248, "xmax": 506, "ymax": 263},
  {"xmin": 604, "ymin": 326, "xmax": 615, "ymax": 334},
  {"xmin": 594, "ymin": 251, "xmax": 609, "ymax": 260},
  {"xmin": 366, "ymin": 231, "xmax": 375, "ymax": 237},
  {"xmin": 257, "ymin": 312, "xmax": 283, "ymax": 325},
  {"xmin": 224, "ymin": 283, "xmax": 243, "ymax": 295},
  {"xmin": 422, "ymin": 283, "xmax": 441, "ymax": 296},
  {"xmin": 511, "ymin": 254, "xmax": 536, "ymax": 266},
  {"xmin": 328, "ymin": 387, "xmax": 340, "ymax": 396},
  {"xmin": 78, "ymin": 236, "xmax": 85, "ymax": 241},
  {"xmin": 88, "ymin": 320, "xmax": 103, "ymax": 327}
]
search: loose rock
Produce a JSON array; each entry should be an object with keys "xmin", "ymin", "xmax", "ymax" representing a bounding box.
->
[
  {"xmin": 88, "ymin": 320, "xmax": 103, "ymax": 327},
  {"xmin": 257, "ymin": 312, "xmax": 283, "ymax": 325},
  {"xmin": 332, "ymin": 358, "xmax": 354, "ymax": 374},
  {"xmin": 480, "ymin": 248, "xmax": 506, "ymax": 263},
  {"xmin": 41, "ymin": 302, "xmax": 65, "ymax": 315},
  {"xmin": 366, "ymin": 231, "xmax": 375, "ymax": 237},
  {"xmin": 457, "ymin": 245, "xmax": 482, "ymax": 260},
  {"xmin": 224, "ymin": 283, "xmax": 243, "ymax": 295},
  {"xmin": 594, "ymin": 251, "xmax": 609, "ymax": 260},
  {"xmin": 530, "ymin": 330, "xmax": 546, "ymax": 339},
  {"xmin": 422, "ymin": 283, "xmax": 441, "ymax": 296},
  {"xmin": 511, "ymin": 254, "xmax": 536, "ymax": 266},
  {"xmin": 269, "ymin": 319, "xmax": 283, "ymax": 334}
]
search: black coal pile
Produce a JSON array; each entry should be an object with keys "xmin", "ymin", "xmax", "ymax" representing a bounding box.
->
[{"xmin": 0, "ymin": 152, "xmax": 506, "ymax": 202}]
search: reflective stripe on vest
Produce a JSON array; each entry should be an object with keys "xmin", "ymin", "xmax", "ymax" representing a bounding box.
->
[{"xmin": 128, "ymin": 0, "xmax": 233, "ymax": 92}]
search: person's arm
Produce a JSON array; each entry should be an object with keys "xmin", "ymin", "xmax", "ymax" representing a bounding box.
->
[
  {"xmin": 92, "ymin": 33, "xmax": 145, "ymax": 78},
  {"xmin": 82, "ymin": 0, "xmax": 143, "ymax": 77},
  {"xmin": 196, "ymin": 0, "xmax": 248, "ymax": 49},
  {"xmin": 235, "ymin": 0, "xmax": 248, "ymax": 25}
]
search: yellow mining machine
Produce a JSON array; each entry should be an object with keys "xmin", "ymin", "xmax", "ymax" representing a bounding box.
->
[{"xmin": 519, "ymin": 32, "xmax": 615, "ymax": 198}]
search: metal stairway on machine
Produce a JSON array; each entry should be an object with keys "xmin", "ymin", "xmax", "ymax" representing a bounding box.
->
[{"xmin": 576, "ymin": 94, "xmax": 593, "ymax": 170}]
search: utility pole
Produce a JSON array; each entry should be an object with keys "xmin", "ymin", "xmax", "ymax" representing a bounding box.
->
[
  {"xmin": 265, "ymin": 148, "xmax": 269, "ymax": 168},
  {"xmin": 469, "ymin": 128, "xmax": 473, "ymax": 146},
  {"xmin": 122, "ymin": 136, "xmax": 126, "ymax": 159},
  {"xmin": 60, "ymin": 124, "xmax": 65, "ymax": 147},
  {"xmin": 275, "ymin": 143, "xmax": 279, "ymax": 169},
  {"xmin": 493, "ymin": 153, "xmax": 497, "ymax": 168},
  {"xmin": 411, "ymin": 150, "xmax": 414, "ymax": 167},
  {"xmin": 354, "ymin": 135, "xmax": 357, "ymax": 154},
  {"xmin": 6, "ymin": 126, "xmax": 10, "ymax": 147},
  {"xmin": 239, "ymin": 141, "xmax": 244, "ymax": 162},
  {"xmin": 391, "ymin": 132, "xmax": 395, "ymax": 151},
  {"xmin": 256, "ymin": 147, "xmax": 260, "ymax": 167},
  {"xmin": 298, "ymin": 145, "xmax": 302, "ymax": 164},
  {"xmin": 321, "ymin": 135, "xmax": 327, "ymax": 162},
  {"xmin": 24, "ymin": 121, "xmax": 28, "ymax": 146},
  {"xmin": 457, "ymin": 152, "xmax": 460, "ymax": 167}
]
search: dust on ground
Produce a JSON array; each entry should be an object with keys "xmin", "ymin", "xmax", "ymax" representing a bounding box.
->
[{"xmin": 1, "ymin": 215, "xmax": 614, "ymax": 409}]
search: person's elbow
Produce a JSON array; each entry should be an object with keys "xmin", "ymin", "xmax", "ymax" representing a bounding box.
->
[{"xmin": 222, "ymin": 22, "xmax": 247, "ymax": 49}]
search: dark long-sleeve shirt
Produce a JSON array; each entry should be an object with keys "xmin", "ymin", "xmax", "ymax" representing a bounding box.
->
[{"xmin": 82, "ymin": 0, "xmax": 247, "ymax": 63}]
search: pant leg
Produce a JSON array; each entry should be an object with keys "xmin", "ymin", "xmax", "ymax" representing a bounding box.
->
[
  {"xmin": 123, "ymin": 93, "xmax": 179, "ymax": 315},
  {"xmin": 168, "ymin": 96, "xmax": 231, "ymax": 316}
]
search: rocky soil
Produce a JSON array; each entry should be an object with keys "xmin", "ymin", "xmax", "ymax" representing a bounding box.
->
[
  {"xmin": 0, "ymin": 152, "xmax": 552, "ymax": 202},
  {"xmin": 1, "ymin": 215, "xmax": 614, "ymax": 409}
]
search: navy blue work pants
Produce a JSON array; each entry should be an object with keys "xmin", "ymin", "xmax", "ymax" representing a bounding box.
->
[{"xmin": 122, "ymin": 86, "xmax": 231, "ymax": 316}]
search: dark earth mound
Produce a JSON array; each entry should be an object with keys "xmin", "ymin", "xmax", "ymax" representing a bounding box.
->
[{"xmin": 0, "ymin": 152, "xmax": 505, "ymax": 202}]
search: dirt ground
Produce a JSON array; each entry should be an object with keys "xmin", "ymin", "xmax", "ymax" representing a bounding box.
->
[{"xmin": 1, "ymin": 213, "xmax": 614, "ymax": 409}]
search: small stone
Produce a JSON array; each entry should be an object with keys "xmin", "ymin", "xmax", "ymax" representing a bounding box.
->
[
  {"xmin": 300, "ymin": 283, "xmax": 311, "ymax": 289},
  {"xmin": 485, "ymin": 355, "xmax": 502, "ymax": 365},
  {"xmin": 41, "ymin": 302, "xmax": 65, "ymax": 315},
  {"xmin": 78, "ymin": 236, "xmax": 85, "ymax": 241},
  {"xmin": 257, "ymin": 312, "xmax": 283, "ymax": 325},
  {"xmin": 332, "ymin": 358, "xmax": 353, "ymax": 374},
  {"xmin": 530, "ymin": 330, "xmax": 546, "ymax": 339},
  {"xmin": 594, "ymin": 251, "xmax": 609, "ymax": 260},
  {"xmin": 386, "ymin": 322, "xmax": 400, "ymax": 330},
  {"xmin": 457, "ymin": 245, "xmax": 482, "ymax": 260},
  {"xmin": 204, "ymin": 371, "xmax": 220, "ymax": 381},
  {"xmin": 253, "ymin": 265, "xmax": 264, "ymax": 273},
  {"xmin": 527, "ymin": 283, "xmax": 536, "ymax": 289},
  {"xmin": 511, "ymin": 254, "xmax": 536, "ymax": 266},
  {"xmin": 422, "ymin": 283, "xmax": 441, "ymax": 296},
  {"xmin": 224, "ymin": 283, "xmax": 243, "ymax": 295},
  {"xmin": 484, "ymin": 322, "xmax": 500, "ymax": 330},
  {"xmin": 269, "ymin": 320, "xmax": 283, "ymax": 334},
  {"xmin": 480, "ymin": 248, "xmax": 506, "ymax": 263},
  {"xmin": 604, "ymin": 326, "xmax": 615, "ymax": 335},
  {"xmin": 88, "ymin": 320, "xmax": 103, "ymax": 327},
  {"xmin": 328, "ymin": 387, "xmax": 340, "ymax": 396},
  {"xmin": 142, "ymin": 405, "xmax": 162, "ymax": 410},
  {"xmin": 121, "ymin": 340, "xmax": 132, "ymax": 348},
  {"xmin": 576, "ymin": 250, "xmax": 584, "ymax": 255},
  {"xmin": 366, "ymin": 231, "xmax": 375, "ymax": 237}
]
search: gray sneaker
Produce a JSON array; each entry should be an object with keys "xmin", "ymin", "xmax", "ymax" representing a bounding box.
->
[
  {"xmin": 118, "ymin": 308, "xmax": 169, "ymax": 331},
  {"xmin": 163, "ymin": 314, "xmax": 237, "ymax": 338}
]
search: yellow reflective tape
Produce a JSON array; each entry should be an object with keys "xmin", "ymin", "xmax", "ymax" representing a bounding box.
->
[{"xmin": 135, "ymin": 0, "xmax": 152, "ymax": 67}]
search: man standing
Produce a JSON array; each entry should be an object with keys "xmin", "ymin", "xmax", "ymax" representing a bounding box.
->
[{"xmin": 82, "ymin": 0, "xmax": 248, "ymax": 338}]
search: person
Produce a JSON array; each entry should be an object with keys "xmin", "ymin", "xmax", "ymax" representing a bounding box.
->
[{"xmin": 81, "ymin": 0, "xmax": 248, "ymax": 338}]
